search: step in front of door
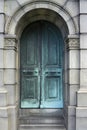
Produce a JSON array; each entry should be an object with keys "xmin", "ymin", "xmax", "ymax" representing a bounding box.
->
[
  {"xmin": 19, "ymin": 116, "xmax": 64, "ymax": 124},
  {"xmin": 19, "ymin": 109, "xmax": 66, "ymax": 130},
  {"xmin": 19, "ymin": 124, "xmax": 66, "ymax": 130}
]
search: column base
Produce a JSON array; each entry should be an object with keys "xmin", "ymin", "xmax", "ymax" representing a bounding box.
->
[{"xmin": 76, "ymin": 107, "xmax": 87, "ymax": 130}]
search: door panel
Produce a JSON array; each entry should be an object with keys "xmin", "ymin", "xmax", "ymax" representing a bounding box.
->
[
  {"xmin": 41, "ymin": 70, "xmax": 63, "ymax": 108},
  {"xmin": 20, "ymin": 23, "xmax": 40, "ymax": 108},
  {"xmin": 41, "ymin": 22, "xmax": 63, "ymax": 108},
  {"xmin": 26, "ymin": 35, "xmax": 37, "ymax": 65},
  {"xmin": 20, "ymin": 21, "xmax": 63, "ymax": 108},
  {"xmin": 46, "ymin": 29, "xmax": 58, "ymax": 65},
  {"xmin": 21, "ymin": 73, "xmax": 40, "ymax": 108}
]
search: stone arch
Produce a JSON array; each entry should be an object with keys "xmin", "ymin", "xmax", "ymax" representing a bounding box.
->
[
  {"xmin": 4, "ymin": 1, "xmax": 80, "ymax": 130},
  {"xmin": 5, "ymin": 0, "xmax": 77, "ymax": 37}
]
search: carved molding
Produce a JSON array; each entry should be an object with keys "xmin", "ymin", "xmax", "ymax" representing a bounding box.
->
[
  {"xmin": 66, "ymin": 37, "xmax": 79, "ymax": 50},
  {"xmin": 4, "ymin": 36, "xmax": 17, "ymax": 50},
  {"xmin": 6, "ymin": 0, "xmax": 76, "ymax": 35}
]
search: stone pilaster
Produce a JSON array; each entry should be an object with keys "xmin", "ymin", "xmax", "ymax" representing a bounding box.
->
[
  {"xmin": 0, "ymin": 0, "xmax": 4, "ymax": 87},
  {"xmin": 76, "ymin": 1, "xmax": 87, "ymax": 130},
  {"xmin": 4, "ymin": 35, "xmax": 18, "ymax": 130},
  {"xmin": 0, "ymin": 1, "xmax": 9, "ymax": 130},
  {"xmin": 66, "ymin": 35, "xmax": 80, "ymax": 105},
  {"xmin": 65, "ymin": 35, "xmax": 80, "ymax": 130}
]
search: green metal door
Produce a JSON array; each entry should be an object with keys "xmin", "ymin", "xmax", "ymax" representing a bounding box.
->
[{"xmin": 20, "ymin": 21, "xmax": 63, "ymax": 108}]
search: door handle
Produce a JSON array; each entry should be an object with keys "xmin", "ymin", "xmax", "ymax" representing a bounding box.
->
[
  {"xmin": 45, "ymin": 72, "xmax": 61, "ymax": 76},
  {"xmin": 22, "ymin": 70, "xmax": 38, "ymax": 75}
]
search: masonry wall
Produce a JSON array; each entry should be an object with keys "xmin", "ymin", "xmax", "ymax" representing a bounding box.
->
[
  {"xmin": 0, "ymin": 0, "xmax": 87, "ymax": 130},
  {"xmin": 76, "ymin": 1, "xmax": 87, "ymax": 130},
  {"xmin": 0, "ymin": 1, "xmax": 9, "ymax": 130}
]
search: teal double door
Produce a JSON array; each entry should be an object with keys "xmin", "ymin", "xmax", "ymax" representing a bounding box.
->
[{"xmin": 20, "ymin": 21, "xmax": 63, "ymax": 108}]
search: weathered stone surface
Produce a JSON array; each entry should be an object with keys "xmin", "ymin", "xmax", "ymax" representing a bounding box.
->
[
  {"xmin": 67, "ymin": 106, "xmax": 76, "ymax": 130},
  {"xmin": 4, "ymin": 69, "xmax": 16, "ymax": 84},
  {"xmin": 0, "ymin": 1, "xmax": 4, "ymax": 13},
  {"xmin": 0, "ymin": 107, "xmax": 8, "ymax": 118},
  {"xmin": 77, "ymin": 90, "xmax": 87, "ymax": 107},
  {"xmin": 6, "ymin": 85, "xmax": 16, "ymax": 105},
  {"xmin": 68, "ymin": 106, "xmax": 76, "ymax": 116},
  {"xmin": 76, "ymin": 107, "xmax": 87, "ymax": 117},
  {"xmin": 76, "ymin": 107, "xmax": 87, "ymax": 130},
  {"xmin": 0, "ymin": 14, "xmax": 4, "ymax": 33},
  {"xmin": 80, "ymin": 69, "xmax": 87, "ymax": 88},
  {"xmin": 0, "ymin": 89, "xmax": 8, "ymax": 107},
  {"xmin": 80, "ymin": 34, "xmax": 87, "ymax": 49},
  {"xmin": 5, "ymin": 0, "xmax": 20, "ymax": 16},
  {"xmin": 80, "ymin": 15, "xmax": 87, "ymax": 33},
  {"xmin": 69, "ymin": 69, "xmax": 79, "ymax": 84},
  {"xmin": 69, "ymin": 50, "xmax": 79, "ymax": 68},
  {"xmin": 0, "ymin": 34, "xmax": 4, "ymax": 49},
  {"xmin": 4, "ymin": 50, "xmax": 16, "ymax": 69},
  {"xmin": 0, "ymin": 70, "xmax": 3, "ymax": 87},
  {"xmin": 64, "ymin": 1, "xmax": 79, "ymax": 17},
  {"xmin": 76, "ymin": 117, "xmax": 87, "ymax": 130},
  {"xmin": 8, "ymin": 106, "xmax": 17, "ymax": 130},
  {"xmin": 81, "ymin": 50, "xmax": 87, "ymax": 68},
  {"xmin": 0, "ymin": 50, "xmax": 4, "ymax": 68},
  {"xmin": 69, "ymin": 85, "xmax": 79, "ymax": 105},
  {"xmin": 0, "ymin": 118, "xmax": 9, "ymax": 130},
  {"xmin": 80, "ymin": 0, "xmax": 87, "ymax": 13}
]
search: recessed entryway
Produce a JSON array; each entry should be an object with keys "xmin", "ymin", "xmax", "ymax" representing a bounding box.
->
[{"xmin": 20, "ymin": 21, "xmax": 64, "ymax": 109}]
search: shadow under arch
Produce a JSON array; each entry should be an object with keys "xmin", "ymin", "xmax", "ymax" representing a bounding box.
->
[{"xmin": 15, "ymin": 8, "xmax": 69, "ymax": 40}]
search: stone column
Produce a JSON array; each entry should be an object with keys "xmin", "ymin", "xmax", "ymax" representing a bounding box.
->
[
  {"xmin": 0, "ymin": 1, "xmax": 9, "ymax": 130},
  {"xmin": 76, "ymin": 1, "xmax": 87, "ymax": 130},
  {"xmin": 66, "ymin": 35, "xmax": 80, "ymax": 130},
  {"xmin": 4, "ymin": 35, "xmax": 18, "ymax": 130}
]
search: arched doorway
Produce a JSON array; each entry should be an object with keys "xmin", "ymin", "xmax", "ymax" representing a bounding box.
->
[
  {"xmin": 4, "ymin": 1, "xmax": 78, "ymax": 129},
  {"xmin": 20, "ymin": 20, "xmax": 64, "ymax": 108}
]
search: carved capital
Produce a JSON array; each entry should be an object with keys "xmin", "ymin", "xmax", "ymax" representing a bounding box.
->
[
  {"xmin": 4, "ymin": 35, "xmax": 17, "ymax": 50},
  {"xmin": 66, "ymin": 36, "xmax": 79, "ymax": 50}
]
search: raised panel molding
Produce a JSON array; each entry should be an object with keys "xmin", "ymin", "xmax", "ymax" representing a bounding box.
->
[{"xmin": 20, "ymin": 21, "xmax": 63, "ymax": 108}]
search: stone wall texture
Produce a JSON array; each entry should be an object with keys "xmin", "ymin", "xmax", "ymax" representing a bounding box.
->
[{"xmin": 0, "ymin": 0, "xmax": 87, "ymax": 130}]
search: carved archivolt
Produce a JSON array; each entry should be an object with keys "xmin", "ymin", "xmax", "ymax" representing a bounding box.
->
[{"xmin": 5, "ymin": 1, "xmax": 76, "ymax": 35}]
